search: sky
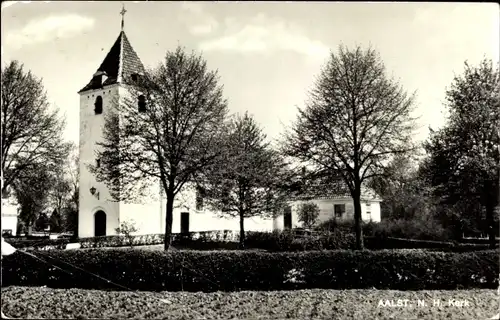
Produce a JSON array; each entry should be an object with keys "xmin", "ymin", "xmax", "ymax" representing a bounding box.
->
[{"xmin": 1, "ymin": 1, "xmax": 499, "ymax": 148}]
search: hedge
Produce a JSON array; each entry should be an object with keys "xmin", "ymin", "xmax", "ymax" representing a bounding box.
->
[
  {"xmin": 4, "ymin": 230, "xmax": 356, "ymax": 251},
  {"xmin": 5, "ymin": 231, "xmax": 499, "ymax": 253},
  {"xmin": 1, "ymin": 248, "xmax": 498, "ymax": 292},
  {"xmin": 4, "ymin": 231, "xmax": 240, "ymax": 250}
]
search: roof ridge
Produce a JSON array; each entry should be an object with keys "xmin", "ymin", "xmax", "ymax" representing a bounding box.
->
[{"xmin": 117, "ymin": 31, "xmax": 124, "ymax": 83}]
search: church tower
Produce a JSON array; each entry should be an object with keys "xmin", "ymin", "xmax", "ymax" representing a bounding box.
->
[{"xmin": 77, "ymin": 7, "xmax": 163, "ymax": 238}]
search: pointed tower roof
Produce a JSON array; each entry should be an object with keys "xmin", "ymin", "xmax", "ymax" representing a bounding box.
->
[{"xmin": 78, "ymin": 31, "xmax": 146, "ymax": 93}]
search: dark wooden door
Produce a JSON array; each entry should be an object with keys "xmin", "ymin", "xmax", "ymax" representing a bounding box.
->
[
  {"xmin": 181, "ymin": 212, "xmax": 190, "ymax": 234},
  {"xmin": 94, "ymin": 210, "xmax": 106, "ymax": 237},
  {"xmin": 284, "ymin": 206, "xmax": 292, "ymax": 229}
]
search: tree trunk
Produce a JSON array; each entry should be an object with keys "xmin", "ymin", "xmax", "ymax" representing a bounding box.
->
[
  {"xmin": 239, "ymin": 212, "xmax": 245, "ymax": 249},
  {"xmin": 164, "ymin": 191, "xmax": 174, "ymax": 251},
  {"xmin": 353, "ymin": 184, "xmax": 364, "ymax": 250}
]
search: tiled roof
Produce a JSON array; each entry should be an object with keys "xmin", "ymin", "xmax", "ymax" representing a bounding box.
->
[
  {"xmin": 290, "ymin": 181, "xmax": 382, "ymax": 202},
  {"xmin": 78, "ymin": 31, "xmax": 146, "ymax": 93}
]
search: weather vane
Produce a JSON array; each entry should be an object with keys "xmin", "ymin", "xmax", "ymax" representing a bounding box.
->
[{"xmin": 120, "ymin": 3, "xmax": 127, "ymax": 31}]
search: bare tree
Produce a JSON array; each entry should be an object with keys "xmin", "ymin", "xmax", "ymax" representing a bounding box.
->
[
  {"xmin": 1, "ymin": 60, "xmax": 71, "ymax": 194},
  {"xmin": 200, "ymin": 112, "xmax": 288, "ymax": 248},
  {"xmin": 91, "ymin": 47, "xmax": 228, "ymax": 250},
  {"xmin": 283, "ymin": 45, "xmax": 417, "ymax": 249}
]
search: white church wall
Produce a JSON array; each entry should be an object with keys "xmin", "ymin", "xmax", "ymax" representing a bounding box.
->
[
  {"xmin": 155, "ymin": 183, "xmax": 274, "ymax": 233},
  {"xmin": 114, "ymin": 86, "xmax": 166, "ymax": 236},
  {"xmin": 119, "ymin": 201, "xmax": 163, "ymax": 235},
  {"xmin": 79, "ymin": 85, "xmax": 121, "ymax": 238},
  {"xmin": 118, "ymin": 182, "xmax": 164, "ymax": 236}
]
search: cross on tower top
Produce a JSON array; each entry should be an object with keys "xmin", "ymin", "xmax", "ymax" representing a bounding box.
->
[{"xmin": 120, "ymin": 4, "xmax": 127, "ymax": 31}]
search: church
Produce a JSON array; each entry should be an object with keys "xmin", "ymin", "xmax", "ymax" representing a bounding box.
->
[
  {"xmin": 77, "ymin": 9, "xmax": 381, "ymax": 239},
  {"xmin": 77, "ymin": 11, "xmax": 274, "ymax": 238}
]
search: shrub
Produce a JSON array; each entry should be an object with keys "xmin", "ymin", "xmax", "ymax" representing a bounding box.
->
[
  {"xmin": 245, "ymin": 230, "xmax": 294, "ymax": 251},
  {"xmin": 316, "ymin": 219, "xmax": 352, "ymax": 232},
  {"xmin": 1, "ymin": 249, "xmax": 497, "ymax": 292},
  {"xmin": 114, "ymin": 220, "xmax": 139, "ymax": 247},
  {"xmin": 316, "ymin": 218, "xmax": 452, "ymax": 242},
  {"xmin": 316, "ymin": 219, "xmax": 372, "ymax": 234},
  {"xmin": 367, "ymin": 218, "xmax": 452, "ymax": 241},
  {"xmin": 297, "ymin": 202, "xmax": 320, "ymax": 229}
]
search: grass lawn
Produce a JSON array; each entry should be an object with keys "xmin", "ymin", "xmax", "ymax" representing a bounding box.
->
[{"xmin": 1, "ymin": 286, "xmax": 498, "ymax": 319}]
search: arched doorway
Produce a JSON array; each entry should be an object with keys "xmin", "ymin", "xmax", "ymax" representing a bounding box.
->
[{"xmin": 94, "ymin": 210, "xmax": 106, "ymax": 237}]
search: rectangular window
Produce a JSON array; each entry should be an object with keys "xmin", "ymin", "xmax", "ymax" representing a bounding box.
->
[
  {"xmin": 366, "ymin": 202, "xmax": 372, "ymax": 220},
  {"xmin": 180, "ymin": 212, "xmax": 190, "ymax": 234},
  {"xmin": 96, "ymin": 158, "xmax": 101, "ymax": 168},
  {"xmin": 334, "ymin": 204, "xmax": 345, "ymax": 218}
]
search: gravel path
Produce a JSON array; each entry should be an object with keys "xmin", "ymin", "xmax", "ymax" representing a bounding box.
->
[{"xmin": 1, "ymin": 286, "xmax": 498, "ymax": 319}]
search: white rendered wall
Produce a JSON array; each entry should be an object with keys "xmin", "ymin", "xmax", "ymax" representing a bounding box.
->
[
  {"xmin": 79, "ymin": 85, "xmax": 121, "ymax": 238},
  {"xmin": 113, "ymin": 86, "xmax": 163, "ymax": 236},
  {"xmin": 273, "ymin": 198, "xmax": 382, "ymax": 231},
  {"xmin": 159, "ymin": 183, "xmax": 274, "ymax": 234}
]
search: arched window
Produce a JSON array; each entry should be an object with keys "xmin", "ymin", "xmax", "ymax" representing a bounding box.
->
[
  {"xmin": 94, "ymin": 96, "xmax": 103, "ymax": 115},
  {"xmin": 138, "ymin": 95, "xmax": 146, "ymax": 113}
]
